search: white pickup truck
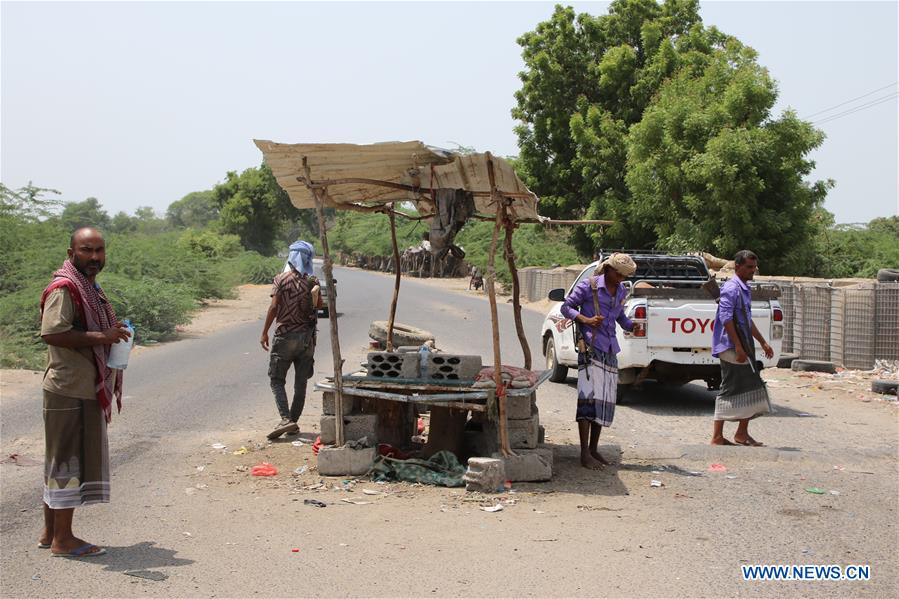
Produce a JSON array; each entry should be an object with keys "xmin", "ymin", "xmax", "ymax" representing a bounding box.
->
[{"xmin": 540, "ymin": 253, "xmax": 784, "ymax": 399}]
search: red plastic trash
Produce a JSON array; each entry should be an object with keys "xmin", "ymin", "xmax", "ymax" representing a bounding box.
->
[
  {"xmin": 251, "ymin": 462, "xmax": 278, "ymax": 476},
  {"xmin": 311, "ymin": 436, "xmax": 323, "ymax": 456}
]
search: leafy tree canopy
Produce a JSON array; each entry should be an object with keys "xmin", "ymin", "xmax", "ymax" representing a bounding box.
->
[
  {"xmin": 212, "ymin": 164, "xmax": 296, "ymax": 255},
  {"xmin": 59, "ymin": 197, "xmax": 110, "ymax": 232},
  {"xmin": 166, "ymin": 190, "xmax": 220, "ymax": 229},
  {"xmin": 513, "ymin": 0, "xmax": 832, "ymax": 273}
]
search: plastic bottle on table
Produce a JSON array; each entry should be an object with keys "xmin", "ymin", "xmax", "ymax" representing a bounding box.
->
[{"xmin": 107, "ymin": 319, "xmax": 135, "ymax": 370}]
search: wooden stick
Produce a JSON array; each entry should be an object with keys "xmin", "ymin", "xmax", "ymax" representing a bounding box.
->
[
  {"xmin": 295, "ymin": 175, "xmax": 536, "ymax": 199},
  {"xmin": 303, "ymin": 157, "xmax": 346, "ymax": 447},
  {"xmin": 542, "ymin": 219, "xmax": 615, "ymax": 225},
  {"xmin": 504, "ymin": 217, "xmax": 531, "ymax": 369},
  {"xmin": 485, "ymin": 153, "xmax": 512, "ymax": 456},
  {"xmin": 386, "ymin": 209, "xmax": 401, "ymax": 351}
]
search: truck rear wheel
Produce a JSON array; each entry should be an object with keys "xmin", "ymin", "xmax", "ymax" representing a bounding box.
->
[{"xmin": 545, "ymin": 337, "xmax": 569, "ymax": 383}]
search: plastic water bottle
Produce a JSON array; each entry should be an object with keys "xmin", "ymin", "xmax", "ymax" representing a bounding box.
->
[
  {"xmin": 107, "ymin": 319, "xmax": 135, "ymax": 370},
  {"xmin": 418, "ymin": 344, "xmax": 430, "ymax": 379}
]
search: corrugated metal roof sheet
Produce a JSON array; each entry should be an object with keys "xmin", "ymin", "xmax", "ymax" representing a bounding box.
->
[{"xmin": 253, "ymin": 139, "xmax": 541, "ymax": 221}]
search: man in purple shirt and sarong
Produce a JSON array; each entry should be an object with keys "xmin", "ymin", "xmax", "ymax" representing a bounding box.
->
[
  {"xmin": 710, "ymin": 250, "xmax": 774, "ymax": 446},
  {"xmin": 561, "ymin": 253, "xmax": 637, "ymax": 469}
]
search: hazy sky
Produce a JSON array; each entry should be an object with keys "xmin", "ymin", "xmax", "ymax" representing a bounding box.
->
[{"xmin": 2, "ymin": 1, "xmax": 897, "ymax": 224}]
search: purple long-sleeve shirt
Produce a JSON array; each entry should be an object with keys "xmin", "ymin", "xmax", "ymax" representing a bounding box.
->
[
  {"xmin": 712, "ymin": 276, "xmax": 752, "ymax": 357},
  {"xmin": 561, "ymin": 274, "xmax": 633, "ymax": 355}
]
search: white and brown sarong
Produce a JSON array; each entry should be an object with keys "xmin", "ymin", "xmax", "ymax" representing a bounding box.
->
[
  {"xmin": 576, "ymin": 349, "xmax": 618, "ymax": 427},
  {"xmin": 43, "ymin": 390, "xmax": 110, "ymax": 508},
  {"xmin": 714, "ymin": 350, "xmax": 772, "ymax": 421}
]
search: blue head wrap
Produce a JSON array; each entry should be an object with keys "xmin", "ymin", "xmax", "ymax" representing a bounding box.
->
[{"xmin": 287, "ymin": 240, "xmax": 314, "ymax": 275}]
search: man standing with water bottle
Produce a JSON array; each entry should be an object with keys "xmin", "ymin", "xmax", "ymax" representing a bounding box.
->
[{"xmin": 38, "ymin": 227, "xmax": 131, "ymax": 558}]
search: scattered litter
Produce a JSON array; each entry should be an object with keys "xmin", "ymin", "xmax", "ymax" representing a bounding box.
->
[
  {"xmin": 251, "ymin": 463, "xmax": 278, "ymax": 477},
  {"xmin": 725, "ymin": 475, "xmax": 738, "ymax": 480},
  {"xmin": 833, "ymin": 465, "xmax": 845, "ymax": 471},
  {"xmin": 340, "ymin": 498, "xmax": 372, "ymax": 505},
  {"xmin": 182, "ymin": 532, "xmax": 192, "ymax": 537},
  {"xmin": 480, "ymin": 504, "xmax": 504, "ymax": 513},
  {"xmin": 195, "ymin": 483, "xmax": 207, "ymax": 490},
  {"xmin": 232, "ymin": 446, "xmax": 248, "ymax": 456},
  {"xmin": 291, "ymin": 440, "xmax": 304, "ymax": 447},
  {"xmin": 211, "ymin": 443, "xmax": 226, "ymax": 450},
  {"xmin": 31, "ymin": 574, "xmax": 40, "ymax": 581},
  {"xmin": 708, "ymin": 463, "xmax": 727, "ymax": 473},
  {"xmin": 535, "ymin": 510, "xmax": 545, "ymax": 514},
  {"xmin": 196, "ymin": 466, "xmax": 205, "ymax": 472},
  {"xmin": 687, "ymin": 471, "xmax": 703, "ymax": 477},
  {"xmin": 339, "ymin": 543, "xmax": 349, "ymax": 547},
  {"xmin": 2, "ymin": 454, "xmax": 41, "ymax": 466},
  {"xmin": 303, "ymin": 499, "xmax": 327, "ymax": 508},
  {"xmin": 235, "ymin": 465, "xmax": 249, "ymax": 472},
  {"xmin": 362, "ymin": 489, "xmax": 381, "ymax": 495},
  {"xmin": 796, "ymin": 413, "xmax": 813, "ymax": 417},
  {"xmin": 123, "ymin": 570, "xmax": 168, "ymax": 581},
  {"xmin": 291, "ymin": 548, "xmax": 300, "ymax": 553},
  {"xmin": 805, "ymin": 487, "xmax": 826, "ymax": 495},
  {"xmin": 293, "ymin": 466, "xmax": 309, "ymax": 475},
  {"xmin": 829, "ymin": 490, "xmax": 841, "ymax": 496},
  {"xmin": 650, "ymin": 480, "xmax": 664, "ymax": 488},
  {"xmin": 533, "ymin": 538, "xmax": 558, "ymax": 542},
  {"xmin": 504, "ymin": 480, "xmax": 513, "ymax": 491}
]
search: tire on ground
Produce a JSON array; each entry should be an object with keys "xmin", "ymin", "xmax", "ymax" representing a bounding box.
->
[
  {"xmin": 777, "ymin": 353, "xmax": 799, "ymax": 369},
  {"xmin": 791, "ymin": 359, "xmax": 836, "ymax": 374},
  {"xmin": 876, "ymin": 268, "xmax": 899, "ymax": 282},
  {"xmin": 871, "ymin": 379, "xmax": 898, "ymax": 396},
  {"xmin": 368, "ymin": 321, "xmax": 434, "ymax": 348}
]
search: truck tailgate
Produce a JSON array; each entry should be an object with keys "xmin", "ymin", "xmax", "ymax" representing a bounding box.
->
[{"xmin": 647, "ymin": 300, "xmax": 718, "ymax": 348}]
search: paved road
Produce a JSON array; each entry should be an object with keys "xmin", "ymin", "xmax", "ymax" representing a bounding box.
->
[{"xmin": 2, "ymin": 265, "xmax": 896, "ymax": 597}]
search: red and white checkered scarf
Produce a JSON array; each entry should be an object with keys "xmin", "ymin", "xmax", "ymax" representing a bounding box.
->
[{"xmin": 40, "ymin": 259, "xmax": 123, "ymax": 422}]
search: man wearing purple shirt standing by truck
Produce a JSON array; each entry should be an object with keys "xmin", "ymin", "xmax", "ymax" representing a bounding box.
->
[
  {"xmin": 561, "ymin": 253, "xmax": 637, "ymax": 469},
  {"xmin": 710, "ymin": 250, "xmax": 774, "ymax": 446}
]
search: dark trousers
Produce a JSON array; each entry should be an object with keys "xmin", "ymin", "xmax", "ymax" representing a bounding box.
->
[{"xmin": 268, "ymin": 330, "xmax": 315, "ymax": 422}]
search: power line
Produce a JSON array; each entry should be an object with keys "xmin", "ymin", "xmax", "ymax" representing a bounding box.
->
[
  {"xmin": 802, "ymin": 81, "xmax": 898, "ymax": 119},
  {"xmin": 813, "ymin": 92, "xmax": 898, "ymax": 125}
]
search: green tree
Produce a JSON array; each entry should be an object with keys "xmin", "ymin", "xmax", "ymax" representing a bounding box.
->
[
  {"xmin": 166, "ymin": 190, "xmax": 220, "ymax": 229},
  {"xmin": 213, "ymin": 164, "xmax": 295, "ymax": 255},
  {"xmin": 60, "ymin": 197, "xmax": 110, "ymax": 232},
  {"xmin": 625, "ymin": 41, "xmax": 831, "ymax": 273},
  {"xmin": 109, "ymin": 211, "xmax": 138, "ymax": 234},
  {"xmin": 513, "ymin": 1, "xmax": 832, "ymax": 272}
]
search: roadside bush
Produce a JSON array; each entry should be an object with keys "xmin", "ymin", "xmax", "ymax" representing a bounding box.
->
[
  {"xmin": 101, "ymin": 274, "xmax": 197, "ymax": 342},
  {"xmin": 226, "ymin": 251, "xmax": 284, "ymax": 285}
]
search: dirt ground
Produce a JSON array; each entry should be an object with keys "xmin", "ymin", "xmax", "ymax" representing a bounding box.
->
[{"xmin": 2, "ymin": 271, "xmax": 897, "ymax": 597}]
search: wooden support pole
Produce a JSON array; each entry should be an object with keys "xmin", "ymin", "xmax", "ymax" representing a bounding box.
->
[
  {"xmin": 485, "ymin": 153, "xmax": 512, "ymax": 456},
  {"xmin": 504, "ymin": 217, "xmax": 532, "ymax": 370},
  {"xmin": 386, "ymin": 209, "xmax": 401, "ymax": 351},
  {"xmin": 303, "ymin": 157, "xmax": 346, "ymax": 446}
]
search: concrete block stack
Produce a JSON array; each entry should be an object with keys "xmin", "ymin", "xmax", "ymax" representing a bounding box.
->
[
  {"xmin": 364, "ymin": 351, "xmax": 482, "ymax": 381},
  {"xmin": 317, "ymin": 391, "xmax": 380, "ymax": 476},
  {"xmin": 463, "ymin": 457, "xmax": 506, "ymax": 492}
]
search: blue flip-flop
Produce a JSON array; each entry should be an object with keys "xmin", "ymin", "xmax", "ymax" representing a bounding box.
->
[{"xmin": 51, "ymin": 543, "xmax": 106, "ymax": 557}]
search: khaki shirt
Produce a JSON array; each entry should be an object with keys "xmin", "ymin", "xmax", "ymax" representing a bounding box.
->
[{"xmin": 41, "ymin": 288, "xmax": 98, "ymax": 400}]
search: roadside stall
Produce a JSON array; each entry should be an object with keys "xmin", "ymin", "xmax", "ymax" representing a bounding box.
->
[{"xmin": 254, "ymin": 140, "xmax": 612, "ymax": 480}]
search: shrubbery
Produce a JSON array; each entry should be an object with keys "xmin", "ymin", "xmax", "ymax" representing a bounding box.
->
[{"xmin": 0, "ymin": 191, "xmax": 286, "ymax": 368}]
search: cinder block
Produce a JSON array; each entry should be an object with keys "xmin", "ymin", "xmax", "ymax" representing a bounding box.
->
[
  {"xmin": 321, "ymin": 391, "xmax": 357, "ymax": 416},
  {"xmin": 365, "ymin": 352, "xmax": 419, "ymax": 379},
  {"xmin": 492, "ymin": 448, "xmax": 553, "ymax": 482},
  {"xmin": 463, "ymin": 457, "xmax": 506, "ymax": 492},
  {"xmin": 482, "ymin": 405, "xmax": 540, "ymax": 450},
  {"xmin": 425, "ymin": 354, "xmax": 482, "ymax": 381},
  {"xmin": 317, "ymin": 446, "xmax": 376, "ymax": 476},
  {"xmin": 320, "ymin": 414, "xmax": 379, "ymax": 445},
  {"xmin": 506, "ymin": 392, "xmax": 536, "ymax": 420}
]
